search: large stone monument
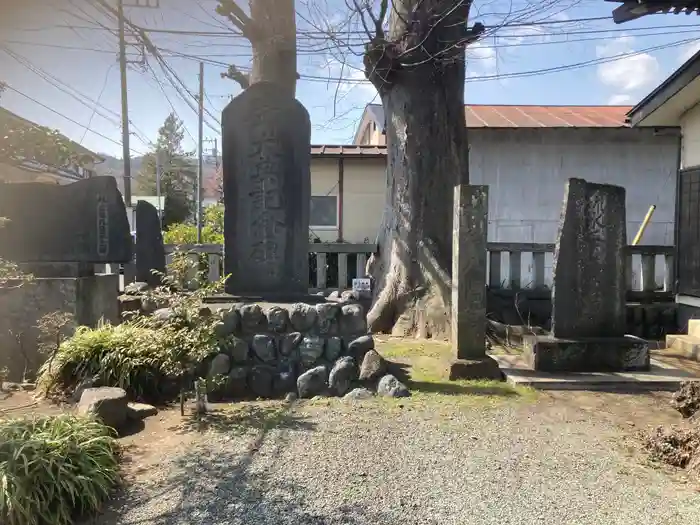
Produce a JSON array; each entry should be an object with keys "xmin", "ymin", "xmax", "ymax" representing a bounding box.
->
[
  {"xmin": 0, "ymin": 176, "xmax": 132, "ymax": 381},
  {"xmin": 221, "ymin": 82, "xmax": 311, "ymax": 297},
  {"xmin": 449, "ymin": 184, "xmax": 501, "ymax": 380},
  {"xmin": 523, "ymin": 178, "xmax": 649, "ymax": 372},
  {"xmin": 0, "ymin": 176, "xmax": 132, "ymax": 265},
  {"xmin": 135, "ymin": 200, "xmax": 165, "ymax": 287}
]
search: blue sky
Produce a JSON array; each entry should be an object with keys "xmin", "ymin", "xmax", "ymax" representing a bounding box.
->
[{"xmin": 0, "ymin": 0, "xmax": 699, "ymax": 159}]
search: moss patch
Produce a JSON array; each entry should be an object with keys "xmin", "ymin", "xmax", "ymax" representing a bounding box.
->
[{"xmin": 375, "ymin": 337, "xmax": 537, "ymax": 408}]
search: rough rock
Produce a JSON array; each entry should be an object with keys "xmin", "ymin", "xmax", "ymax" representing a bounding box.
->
[
  {"xmin": 224, "ymin": 367, "xmax": 249, "ymax": 399},
  {"xmin": 249, "ymin": 366, "xmax": 274, "ymax": 399},
  {"xmin": 126, "ymin": 402, "xmax": 158, "ymax": 420},
  {"xmin": 77, "ymin": 387, "xmax": 129, "ymax": 431},
  {"xmin": 223, "ymin": 336, "xmax": 250, "ymax": 363},
  {"xmin": 328, "ymin": 356, "xmax": 357, "ymax": 397},
  {"xmin": 239, "ymin": 304, "xmax": 267, "ymax": 332},
  {"xmin": 208, "ymin": 353, "xmax": 231, "ymax": 378},
  {"xmin": 325, "ymin": 336, "xmax": 343, "ymax": 361},
  {"xmin": 152, "ymin": 307, "xmax": 175, "ymax": 324},
  {"xmin": 215, "ymin": 308, "xmax": 240, "ymax": 337},
  {"xmin": 273, "ymin": 364, "xmax": 297, "ymax": 396},
  {"xmin": 285, "ymin": 392, "xmax": 298, "ymax": 402},
  {"xmin": 316, "ymin": 302, "xmax": 340, "ymax": 334},
  {"xmin": 290, "ymin": 303, "xmax": 317, "ymax": 331},
  {"xmin": 327, "ymin": 290, "xmax": 341, "ymax": 301},
  {"xmin": 279, "ymin": 332, "xmax": 303, "ymax": 357},
  {"xmin": 252, "ymin": 335, "xmax": 276, "ymax": 362},
  {"xmin": 266, "ymin": 306, "xmax": 289, "ymax": 332},
  {"xmin": 141, "ymin": 297, "xmax": 169, "ymax": 315},
  {"xmin": 300, "ymin": 336, "xmax": 325, "ymax": 366},
  {"xmin": 377, "ymin": 374, "xmax": 411, "ymax": 398},
  {"xmin": 359, "ymin": 349, "xmax": 387, "ymax": 381},
  {"xmin": 671, "ymin": 381, "xmax": 700, "ymax": 418},
  {"xmin": 348, "ymin": 335, "xmax": 374, "ymax": 362},
  {"xmin": 71, "ymin": 375, "xmax": 103, "ymax": 403},
  {"xmin": 341, "ymin": 290, "xmax": 360, "ymax": 302},
  {"xmin": 124, "ymin": 281, "xmax": 149, "ymax": 295},
  {"xmin": 297, "ymin": 366, "xmax": 328, "ymax": 398},
  {"xmin": 343, "ymin": 387, "xmax": 374, "ymax": 401},
  {"xmin": 340, "ymin": 303, "xmax": 366, "ymax": 334}
]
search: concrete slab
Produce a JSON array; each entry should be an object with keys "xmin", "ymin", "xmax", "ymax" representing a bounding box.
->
[{"xmin": 492, "ymin": 353, "xmax": 700, "ymax": 392}]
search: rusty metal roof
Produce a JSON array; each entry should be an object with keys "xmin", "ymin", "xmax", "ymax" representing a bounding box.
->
[
  {"xmin": 465, "ymin": 105, "xmax": 633, "ymax": 128},
  {"xmin": 365, "ymin": 104, "xmax": 633, "ymax": 132},
  {"xmin": 310, "ymin": 145, "xmax": 387, "ymax": 157}
]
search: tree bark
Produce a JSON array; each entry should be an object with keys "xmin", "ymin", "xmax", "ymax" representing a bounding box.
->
[
  {"xmin": 364, "ymin": 0, "xmax": 473, "ymax": 338},
  {"xmin": 249, "ymin": 0, "xmax": 298, "ymax": 97}
]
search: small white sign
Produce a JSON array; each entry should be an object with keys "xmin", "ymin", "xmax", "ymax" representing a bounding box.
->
[{"xmin": 352, "ymin": 278, "xmax": 372, "ymax": 292}]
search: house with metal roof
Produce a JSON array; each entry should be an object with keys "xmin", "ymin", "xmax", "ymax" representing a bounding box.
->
[
  {"xmin": 0, "ymin": 107, "xmax": 104, "ymax": 185},
  {"xmin": 607, "ymin": 0, "xmax": 700, "ymax": 24},
  {"xmin": 627, "ymin": 47, "xmax": 700, "ymax": 328},
  {"xmin": 332, "ymin": 104, "xmax": 679, "ymax": 257}
]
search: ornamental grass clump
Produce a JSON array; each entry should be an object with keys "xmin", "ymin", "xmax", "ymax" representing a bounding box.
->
[{"xmin": 0, "ymin": 414, "xmax": 120, "ymax": 525}]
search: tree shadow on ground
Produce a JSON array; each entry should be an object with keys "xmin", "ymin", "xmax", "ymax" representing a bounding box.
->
[
  {"xmin": 386, "ymin": 361, "xmax": 520, "ymax": 398},
  {"xmin": 169, "ymin": 402, "xmax": 315, "ymax": 435},
  {"xmin": 89, "ymin": 403, "xmax": 396, "ymax": 525}
]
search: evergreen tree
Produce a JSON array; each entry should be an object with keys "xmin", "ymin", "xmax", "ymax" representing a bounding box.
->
[{"xmin": 136, "ymin": 113, "xmax": 195, "ymax": 227}]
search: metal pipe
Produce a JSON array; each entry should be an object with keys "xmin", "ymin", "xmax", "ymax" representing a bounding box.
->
[{"xmin": 632, "ymin": 204, "xmax": 656, "ymax": 245}]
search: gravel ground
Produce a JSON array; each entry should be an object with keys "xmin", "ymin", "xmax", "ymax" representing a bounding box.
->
[{"xmin": 100, "ymin": 397, "xmax": 700, "ymax": 525}]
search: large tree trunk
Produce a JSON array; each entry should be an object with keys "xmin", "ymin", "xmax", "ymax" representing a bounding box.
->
[
  {"xmin": 249, "ymin": 0, "xmax": 298, "ymax": 97},
  {"xmin": 218, "ymin": 0, "xmax": 298, "ymax": 97},
  {"xmin": 364, "ymin": 0, "xmax": 473, "ymax": 338}
]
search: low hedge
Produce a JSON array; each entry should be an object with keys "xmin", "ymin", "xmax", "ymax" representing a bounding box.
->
[{"xmin": 0, "ymin": 414, "xmax": 120, "ymax": 525}]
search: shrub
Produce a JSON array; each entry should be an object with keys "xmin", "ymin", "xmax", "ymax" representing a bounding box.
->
[
  {"xmin": 163, "ymin": 205, "xmax": 224, "ymax": 245},
  {"xmin": 37, "ymin": 278, "xmax": 227, "ymax": 403},
  {"xmin": 0, "ymin": 414, "xmax": 120, "ymax": 525}
]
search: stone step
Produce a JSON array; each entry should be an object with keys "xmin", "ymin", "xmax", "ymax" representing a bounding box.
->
[
  {"xmin": 688, "ymin": 319, "xmax": 700, "ymax": 338},
  {"xmin": 665, "ymin": 334, "xmax": 700, "ymax": 360}
]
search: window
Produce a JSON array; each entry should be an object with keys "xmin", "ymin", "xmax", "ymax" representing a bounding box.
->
[{"xmin": 310, "ymin": 195, "xmax": 338, "ymax": 228}]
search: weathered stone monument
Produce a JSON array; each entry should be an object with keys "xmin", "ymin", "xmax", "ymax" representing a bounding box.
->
[
  {"xmin": 449, "ymin": 184, "xmax": 501, "ymax": 380},
  {"xmin": 221, "ymin": 82, "xmax": 311, "ymax": 297},
  {"xmin": 0, "ymin": 176, "xmax": 132, "ymax": 381},
  {"xmin": 135, "ymin": 200, "xmax": 165, "ymax": 287},
  {"xmin": 523, "ymin": 178, "xmax": 650, "ymax": 372},
  {"xmin": 0, "ymin": 176, "xmax": 132, "ymax": 265}
]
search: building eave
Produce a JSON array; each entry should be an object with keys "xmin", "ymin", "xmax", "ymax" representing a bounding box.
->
[{"xmin": 627, "ymin": 48, "xmax": 700, "ymax": 127}]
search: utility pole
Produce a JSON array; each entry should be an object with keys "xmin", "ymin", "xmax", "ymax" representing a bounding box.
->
[
  {"xmin": 156, "ymin": 149, "xmax": 163, "ymax": 223},
  {"xmin": 117, "ymin": 0, "xmax": 160, "ymax": 208},
  {"xmin": 197, "ymin": 61, "xmax": 204, "ymax": 243},
  {"xmin": 117, "ymin": 0, "xmax": 132, "ymax": 208}
]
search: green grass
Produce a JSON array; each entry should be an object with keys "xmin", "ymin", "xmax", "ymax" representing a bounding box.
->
[
  {"xmin": 376, "ymin": 337, "xmax": 537, "ymax": 407},
  {"xmin": 0, "ymin": 414, "xmax": 120, "ymax": 525}
]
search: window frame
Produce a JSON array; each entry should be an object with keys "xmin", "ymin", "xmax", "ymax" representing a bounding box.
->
[{"xmin": 310, "ymin": 194, "xmax": 339, "ymax": 230}]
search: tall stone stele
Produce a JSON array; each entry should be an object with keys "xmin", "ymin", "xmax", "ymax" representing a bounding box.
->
[
  {"xmin": 221, "ymin": 82, "xmax": 311, "ymax": 296},
  {"xmin": 523, "ymin": 177, "xmax": 650, "ymax": 372}
]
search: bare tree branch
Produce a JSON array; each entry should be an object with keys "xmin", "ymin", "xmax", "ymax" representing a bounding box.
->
[
  {"xmin": 216, "ymin": 0, "xmax": 256, "ymax": 40},
  {"xmin": 220, "ymin": 64, "xmax": 250, "ymax": 90}
]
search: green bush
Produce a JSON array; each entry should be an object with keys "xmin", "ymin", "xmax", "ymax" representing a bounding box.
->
[
  {"xmin": 36, "ymin": 320, "xmax": 219, "ymax": 402},
  {"xmin": 0, "ymin": 414, "xmax": 120, "ymax": 525},
  {"xmin": 163, "ymin": 205, "xmax": 224, "ymax": 245}
]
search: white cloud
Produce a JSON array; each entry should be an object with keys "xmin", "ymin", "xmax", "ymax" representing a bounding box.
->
[
  {"xmin": 608, "ymin": 93, "xmax": 633, "ymax": 105},
  {"xmin": 679, "ymin": 40, "xmax": 700, "ymax": 64},
  {"xmin": 322, "ymin": 58, "xmax": 377, "ymax": 99},
  {"xmin": 596, "ymin": 35, "xmax": 660, "ymax": 94},
  {"xmin": 467, "ymin": 42, "xmax": 497, "ymax": 71}
]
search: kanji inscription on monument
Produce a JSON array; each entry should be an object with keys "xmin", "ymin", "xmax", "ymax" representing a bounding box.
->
[{"xmin": 221, "ymin": 82, "xmax": 311, "ymax": 295}]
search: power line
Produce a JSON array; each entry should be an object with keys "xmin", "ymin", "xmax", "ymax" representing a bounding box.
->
[
  {"xmin": 80, "ymin": 62, "xmax": 115, "ymax": 144},
  {"xmin": 1, "ymin": 82, "xmax": 146, "ymax": 156}
]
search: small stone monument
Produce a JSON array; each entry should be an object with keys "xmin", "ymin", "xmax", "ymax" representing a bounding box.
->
[
  {"xmin": 448, "ymin": 184, "xmax": 501, "ymax": 380},
  {"xmin": 523, "ymin": 178, "xmax": 649, "ymax": 372},
  {"xmin": 221, "ymin": 82, "xmax": 311, "ymax": 297},
  {"xmin": 135, "ymin": 200, "xmax": 165, "ymax": 287}
]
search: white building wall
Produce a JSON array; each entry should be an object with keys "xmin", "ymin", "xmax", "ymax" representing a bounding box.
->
[
  {"xmin": 681, "ymin": 102, "xmax": 700, "ymax": 170},
  {"xmin": 467, "ymin": 128, "xmax": 678, "ymax": 246}
]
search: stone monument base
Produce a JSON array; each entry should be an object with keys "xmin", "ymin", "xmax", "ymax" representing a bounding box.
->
[
  {"xmin": 523, "ymin": 334, "xmax": 650, "ymax": 372},
  {"xmin": 449, "ymin": 357, "xmax": 503, "ymax": 380}
]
